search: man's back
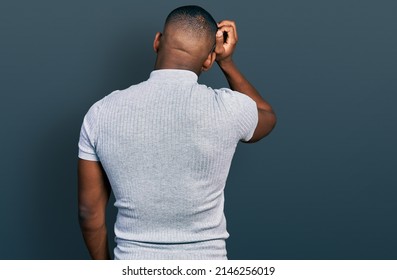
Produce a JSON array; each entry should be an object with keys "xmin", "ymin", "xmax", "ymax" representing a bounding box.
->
[
  {"xmin": 77, "ymin": 6, "xmax": 276, "ymax": 260},
  {"xmin": 79, "ymin": 69, "xmax": 258, "ymax": 259}
]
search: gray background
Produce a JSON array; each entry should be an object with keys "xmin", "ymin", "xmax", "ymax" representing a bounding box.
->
[{"xmin": 1, "ymin": 0, "xmax": 396, "ymax": 259}]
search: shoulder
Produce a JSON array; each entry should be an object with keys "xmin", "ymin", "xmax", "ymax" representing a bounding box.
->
[
  {"xmin": 213, "ymin": 87, "xmax": 257, "ymax": 110},
  {"xmin": 84, "ymin": 90, "xmax": 120, "ymax": 116},
  {"xmin": 213, "ymin": 87, "xmax": 253, "ymax": 100}
]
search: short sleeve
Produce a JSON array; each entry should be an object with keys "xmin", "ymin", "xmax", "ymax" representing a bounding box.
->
[
  {"xmin": 234, "ymin": 92, "xmax": 259, "ymax": 141},
  {"xmin": 78, "ymin": 100, "xmax": 102, "ymax": 161},
  {"xmin": 214, "ymin": 88, "xmax": 258, "ymax": 142}
]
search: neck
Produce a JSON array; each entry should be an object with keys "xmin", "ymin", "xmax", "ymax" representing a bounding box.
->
[{"xmin": 154, "ymin": 50, "xmax": 202, "ymax": 76}]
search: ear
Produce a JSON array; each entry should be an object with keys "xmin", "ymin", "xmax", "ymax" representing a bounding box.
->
[
  {"xmin": 153, "ymin": 32, "xmax": 162, "ymax": 53},
  {"xmin": 201, "ymin": 51, "xmax": 216, "ymax": 72}
]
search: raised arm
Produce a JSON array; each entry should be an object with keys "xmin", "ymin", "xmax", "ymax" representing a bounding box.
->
[
  {"xmin": 78, "ymin": 159, "xmax": 111, "ymax": 259},
  {"xmin": 215, "ymin": 20, "xmax": 276, "ymax": 143}
]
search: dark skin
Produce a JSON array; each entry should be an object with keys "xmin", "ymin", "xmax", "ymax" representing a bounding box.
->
[
  {"xmin": 154, "ymin": 20, "xmax": 276, "ymax": 142},
  {"xmin": 78, "ymin": 160, "xmax": 111, "ymax": 259},
  {"xmin": 214, "ymin": 20, "xmax": 276, "ymax": 142},
  {"xmin": 78, "ymin": 19, "xmax": 276, "ymax": 259}
]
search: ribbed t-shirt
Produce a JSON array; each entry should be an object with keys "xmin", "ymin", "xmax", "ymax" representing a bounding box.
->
[{"xmin": 78, "ymin": 69, "xmax": 258, "ymax": 259}]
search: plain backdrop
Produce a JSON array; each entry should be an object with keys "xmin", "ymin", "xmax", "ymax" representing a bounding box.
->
[{"xmin": 1, "ymin": 0, "xmax": 396, "ymax": 259}]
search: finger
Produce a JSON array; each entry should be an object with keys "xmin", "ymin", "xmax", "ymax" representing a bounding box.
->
[
  {"xmin": 218, "ymin": 20, "xmax": 238, "ymax": 41},
  {"xmin": 217, "ymin": 26, "xmax": 237, "ymax": 44},
  {"xmin": 217, "ymin": 20, "xmax": 235, "ymax": 27},
  {"xmin": 215, "ymin": 30, "xmax": 225, "ymax": 54}
]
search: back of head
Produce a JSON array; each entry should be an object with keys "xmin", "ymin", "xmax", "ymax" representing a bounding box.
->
[{"xmin": 163, "ymin": 5, "xmax": 218, "ymax": 55}]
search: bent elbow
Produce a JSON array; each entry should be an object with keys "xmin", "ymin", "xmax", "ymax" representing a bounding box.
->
[
  {"xmin": 260, "ymin": 110, "xmax": 277, "ymax": 137},
  {"xmin": 244, "ymin": 110, "xmax": 277, "ymax": 143},
  {"xmin": 269, "ymin": 111, "xmax": 277, "ymax": 132}
]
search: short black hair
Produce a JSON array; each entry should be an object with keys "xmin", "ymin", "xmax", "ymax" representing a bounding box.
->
[{"xmin": 165, "ymin": 5, "xmax": 218, "ymax": 39}]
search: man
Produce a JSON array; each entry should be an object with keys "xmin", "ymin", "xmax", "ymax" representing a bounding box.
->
[{"xmin": 78, "ymin": 5, "xmax": 276, "ymax": 260}]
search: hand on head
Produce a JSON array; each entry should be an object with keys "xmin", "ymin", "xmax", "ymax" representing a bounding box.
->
[{"xmin": 215, "ymin": 20, "xmax": 238, "ymax": 63}]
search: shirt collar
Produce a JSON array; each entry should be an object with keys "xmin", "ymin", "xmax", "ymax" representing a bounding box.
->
[{"xmin": 149, "ymin": 69, "xmax": 198, "ymax": 83}]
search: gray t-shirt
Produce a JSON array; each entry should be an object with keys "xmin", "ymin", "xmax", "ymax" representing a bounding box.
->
[{"xmin": 78, "ymin": 69, "xmax": 258, "ymax": 259}]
